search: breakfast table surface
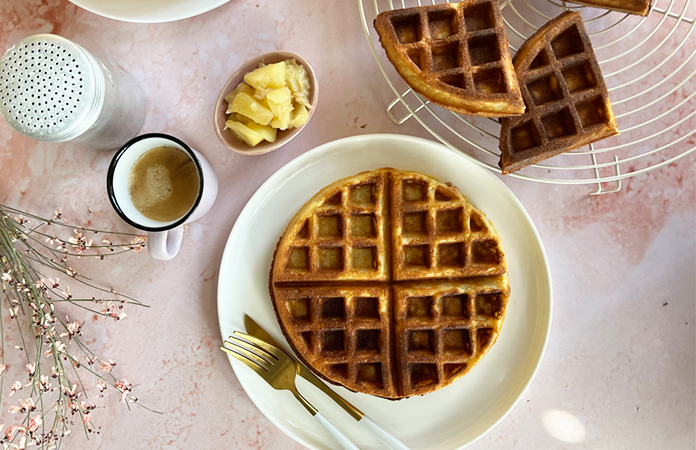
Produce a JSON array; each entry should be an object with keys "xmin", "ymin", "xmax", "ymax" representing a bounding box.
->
[{"xmin": 0, "ymin": 1, "xmax": 694, "ymax": 449}]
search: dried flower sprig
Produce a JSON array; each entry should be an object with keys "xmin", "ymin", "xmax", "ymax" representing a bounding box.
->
[{"xmin": 0, "ymin": 204, "xmax": 149, "ymax": 449}]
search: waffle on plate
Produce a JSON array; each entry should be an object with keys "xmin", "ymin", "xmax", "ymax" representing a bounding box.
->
[
  {"xmin": 499, "ymin": 11, "xmax": 619, "ymax": 174},
  {"xmin": 373, "ymin": 0, "xmax": 524, "ymax": 118},
  {"xmin": 270, "ymin": 168, "xmax": 509, "ymax": 399}
]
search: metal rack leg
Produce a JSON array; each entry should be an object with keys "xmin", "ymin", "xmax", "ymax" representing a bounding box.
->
[{"xmin": 590, "ymin": 146, "xmax": 622, "ymax": 195}]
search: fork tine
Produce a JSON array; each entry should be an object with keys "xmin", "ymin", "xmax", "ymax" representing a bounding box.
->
[
  {"xmin": 233, "ymin": 331, "xmax": 284, "ymax": 360},
  {"xmin": 220, "ymin": 344, "xmax": 269, "ymax": 374},
  {"xmin": 223, "ymin": 338, "xmax": 273, "ymax": 371}
]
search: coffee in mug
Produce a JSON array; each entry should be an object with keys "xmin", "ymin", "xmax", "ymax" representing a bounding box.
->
[
  {"xmin": 107, "ymin": 133, "xmax": 218, "ymax": 261},
  {"xmin": 128, "ymin": 146, "xmax": 200, "ymax": 222}
]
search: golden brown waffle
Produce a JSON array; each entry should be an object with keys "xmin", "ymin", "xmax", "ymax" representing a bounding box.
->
[
  {"xmin": 499, "ymin": 11, "xmax": 619, "ymax": 174},
  {"xmin": 394, "ymin": 278, "xmax": 508, "ymax": 397},
  {"xmin": 271, "ymin": 169, "xmax": 390, "ymax": 283},
  {"xmin": 572, "ymin": 0, "xmax": 652, "ymax": 16},
  {"xmin": 373, "ymin": 1, "xmax": 525, "ymax": 118},
  {"xmin": 390, "ymin": 170, "xmax": 506, "ymax": 280},
  {"xmin": 270, "ymin": 169, "xmax": 509, "ymax": 399},
  {"xmin": 272, "ymin": 286, "xmax": 396, "ymax": 397}
]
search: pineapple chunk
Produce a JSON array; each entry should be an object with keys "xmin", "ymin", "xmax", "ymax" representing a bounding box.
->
[
  {"xmin": 247, "ymin": 122, "xmax": 277, "ymax": 143},
  {"xmin": 226, "ymin": 120, "xmax": 264, "ymax": 147},
  {"xmin": 271, "ymin": 107, "xmax": 292, "ymax": 130},
  {"xmin": 266, "ymin": 87, "xmax": 293, "ymax": 130},
  {"xmin": 271, "ymin": 115, "xmax": 291, "ymax": 131},
  {"xmin": 286, "ymin": 60, "xmax": 311, "ymax": 108},
  {"xmin": 224, "ymin": 82, "xmax": 253, "ymax": 113},
  {"xmin": 244, "ymin": 61, "xmax": 287, "ymax": 90},
  {"xmin": 229, "ymin": 92, "xmax": 274, "ymax": 126},
  {"xmin": 266, "ymin": 86, "xmax": 292, "ymax": 104},
  {"xmin": 252, "ymin": 87, "xmax": 272, "ymax": 102},
  {"xmin": 230, "ymin": 112, "xmax": 251, "ymax": 123},
  {"xmin": 290, "ymin": 104, "xmax": 309, "ymax": 129}
]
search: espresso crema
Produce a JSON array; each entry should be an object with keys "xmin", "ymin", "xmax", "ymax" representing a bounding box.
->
[{"xmin": 127, "ymin": 146, "xmax": 200, "ymax": 222}]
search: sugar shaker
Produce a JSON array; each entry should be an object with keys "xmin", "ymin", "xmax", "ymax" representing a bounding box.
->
[{"xmin": 0, "ymin": 34, "xmax": 145, "ymax": 150}]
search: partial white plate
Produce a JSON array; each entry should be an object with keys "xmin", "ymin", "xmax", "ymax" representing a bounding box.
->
[
  {"xmin": 217, "ymin": 134, "xmax": 552, "ymax": 450},
  {"xmin": 67, "ymin": 0, "xmax": 231, "ymax": 23}
]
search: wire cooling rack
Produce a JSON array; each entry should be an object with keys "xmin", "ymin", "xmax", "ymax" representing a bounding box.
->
[{"xmin": 359, "ymin": 0, "xmax": 696, "ymax": 193}]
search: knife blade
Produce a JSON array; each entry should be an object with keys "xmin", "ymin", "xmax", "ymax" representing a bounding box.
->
[{"xmin": 244, "ymin": 314, "xmax": 363, "ymax": 420}]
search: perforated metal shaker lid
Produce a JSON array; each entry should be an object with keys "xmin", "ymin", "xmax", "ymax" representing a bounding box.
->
[{"xmin": 0, "ymin": 34, "xmax": 104, "ymax": 142}]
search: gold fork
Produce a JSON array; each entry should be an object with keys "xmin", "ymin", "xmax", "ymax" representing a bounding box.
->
[
  {"xmin": 222, "ymin": 332, "xmax": 359, "ymax": 450},
  {"xmin": 244, "ymin": 316, "xmax": 410, "ymax": 450}
]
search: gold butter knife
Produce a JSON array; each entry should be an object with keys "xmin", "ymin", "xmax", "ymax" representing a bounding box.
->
[{"xmin": 244, "ymin": 315, "xmax": 410, "ymax": 450}]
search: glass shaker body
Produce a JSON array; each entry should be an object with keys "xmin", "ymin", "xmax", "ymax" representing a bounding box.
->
[{"xmin": 70, "ymin": 56, "xmax": 146, "ymax": 150}]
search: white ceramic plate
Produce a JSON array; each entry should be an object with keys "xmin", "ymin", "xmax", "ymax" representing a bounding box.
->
[
  {"xmin": 217, "ymin": 134, "xmax": 552, "ymax": 450},
  {"xmin": 67, "ymin": 0, "xmax": 230, "ymax": 23}
]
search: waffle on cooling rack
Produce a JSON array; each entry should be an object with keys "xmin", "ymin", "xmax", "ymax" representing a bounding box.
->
[
  {"xmin": 499, "ymin": 11, "xmax": 619, "ymax": 174},
  {"xmin": 270, "ymin": 168, "xmax": 509, "ymax": 399},
  {"xmin": 571, "ymin": 0, "xmax": 652, "ymax": 16},
  {"xmin": 373, "ymin": 0, "xmax": 524, "ymax": 117}
]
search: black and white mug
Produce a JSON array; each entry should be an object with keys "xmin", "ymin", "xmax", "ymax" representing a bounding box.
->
[{"xmin": 107, "ymin": 133, "xmax": 218, "ymax": 260}]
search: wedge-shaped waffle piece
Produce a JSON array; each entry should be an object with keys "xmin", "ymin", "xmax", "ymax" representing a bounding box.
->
[
  {"xmin": 499, "ymin": 11, "xmax": 619, "ymax": 174},
  {"xmin": 270, "ymin": 168, "xmax": 510, "ymax": 399},
  {"xmin": 394, "ymin": 278, "xmax": 508, "ymax": 397},
  {"xmin": 272, "ymin": 286, "xmax": 396, "ymax": 398},
  {"xmin": 374, "ymin": 0, "xmax": 524, "ymax": 117},
  {"xmin": 572, "ymin": 0, "xmax": 652, "ymax": 16},
  {"xmin": 272, "ymin": 169, "xmax": 390, "ymax": 283},
  {"xmin": 391, "ymin": 170, "xmax": 506, "ymax": 280}
]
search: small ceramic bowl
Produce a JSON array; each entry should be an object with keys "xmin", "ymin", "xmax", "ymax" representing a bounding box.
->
[{"xmin": 214, "ymin": 51, "xmax": 318, "ymax": 156}]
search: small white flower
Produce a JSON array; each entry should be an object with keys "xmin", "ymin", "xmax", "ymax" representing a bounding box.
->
[
  {"xmin": 18, "ymin": 398, "xmax": 35, "ymax": 411},
  {"xmin": 4, "ymin": 424, "xmax": 26, "ymax": 440},
  {"xmin": 99, "ymin": 359, "xmax": 115, "ymax": 373},
  {"xmin": 9, "ymin": 380, "xmax": 22, "ymax": 395},
  {"xmin": 27, "ymin": 415, "xmax": 41, "ymax": 433}
]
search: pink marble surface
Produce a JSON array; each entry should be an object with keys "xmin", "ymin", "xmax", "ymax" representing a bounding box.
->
[{"xmin": 0, "ymin": 0, "xmax": 694, "ymax": 449}]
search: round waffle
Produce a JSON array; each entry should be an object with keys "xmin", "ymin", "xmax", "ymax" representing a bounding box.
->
[{"xmin": 269, "ymin": 168, "xmax": 509, "ymax": 399}]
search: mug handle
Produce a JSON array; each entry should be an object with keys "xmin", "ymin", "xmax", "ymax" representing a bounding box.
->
[{"xmin": 148, "ymin": 226, "xmax": 184, "ymax": 261}]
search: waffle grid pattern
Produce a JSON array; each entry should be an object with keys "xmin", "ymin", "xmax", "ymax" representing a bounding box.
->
[
  {"xmin": 276, "ymin": 174, "xmax": 389, "ymax": 282},
  {"xmin": 391, "ymin": 173, "xmax": 506, "ymax": 280},
  {"xmin": 275, "ymin": 287, "xmax": 394, "ymax": 394},
  {"xmin": 374, "ymin": 0, "xmax": 524, "ymax": 117},
  {"xmin": 390, "ymin": 0, "xmax": 515, "ymax": 96},
  {"xmin": 511, "ymin": 24, "xmax": 612, "ymax": 153},
  {"xmin": 271, "ymin": 169, "xmax": 509, "ymax": 399},
  {"xmin": 500, "ymin": 12, "xmax": 619, "ymax": 174},
  {"xmin": 394, "ymin": 283, "xmax": 506, "ymax": 396}
]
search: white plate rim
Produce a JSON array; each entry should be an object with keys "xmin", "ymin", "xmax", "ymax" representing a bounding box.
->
[
  {"xmin": 217, "ymin": 134, "xmax": 553, "ymax": 450},
  {"xmin": 67, "ymin": 0, "xmax": 231, "ymax": 23}
]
